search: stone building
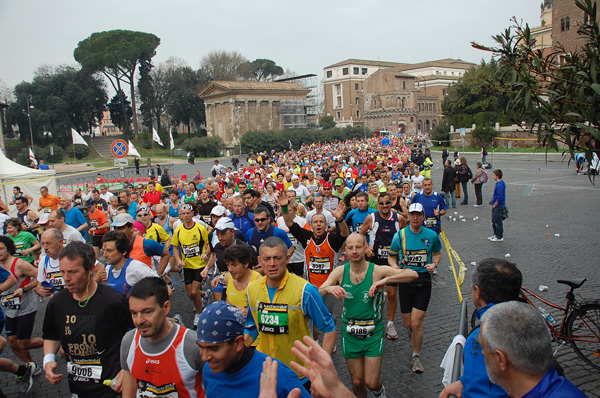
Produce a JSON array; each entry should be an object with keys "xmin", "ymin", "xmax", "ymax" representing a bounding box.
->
[
  {"xmin": 199, "ymin": 81, "xmax": 310, "ymax": 147},
  {"xmin": 323, "ymin": 58, "xmax": 475, "ymax": 133}
]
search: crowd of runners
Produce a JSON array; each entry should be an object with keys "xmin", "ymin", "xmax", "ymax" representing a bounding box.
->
[{"xmin": 0, "ymin": 135, "xmax": 585, "ymax": 397}]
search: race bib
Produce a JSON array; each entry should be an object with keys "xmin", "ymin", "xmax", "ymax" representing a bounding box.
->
[
  {"xmin": 0, "ymin": 293, "xmax": 21, "ymax": 310},
  {"xmin": 151, "ymin": 204, "xmax": 157, "ymax": 212},
  {"xmin": 14, "ymin": 243, "xmax": 24, "ymax": 256},
  {"xmin": 309, "ymin": 257, "xmax": 331, "ymax": 274},
  {"xmin": 424, "ymin": 217, "xmax": 437, "ymax": 228},
  {"xmin": 47, "ymin": 271, "xmax": 66, "ymax": 290},
  {"xmin": 354, "ymin": 222, "xmax": 363, "ymax": 232},
  {"xmin": 182, "ymin": 243, "xmax": 200, "ymax": 258},
  {"xmin": 89, "ymin": 219, "xmax": 99, "ymax": 228},
  {"xmin": 377, "ymin": 246, "xmax": 390, "ymax": 259},
  {"xmin": 67, "ymin": 360, "xmax": 102, "ymax": 382},
  {"xmin": 258, "ymin": 302, "xmax": 289, "ymax": 334},
  {"xmin": 405, "ymin": 249, "xmax": 428, "ymax": 268},
  {"xmin": 202, "ymin": 215, "xmax": 212, "ymax": 224},
  {"xmin": 43, "ymin": 207, "xmax": 52, "ymax": 214},
  {"xmin": 346, "ymin": 319, "xmax": 376, "ymax": 339},
  {"xmin": 136, "ymin": 380, "xmax": 179, "ymax": 397}
]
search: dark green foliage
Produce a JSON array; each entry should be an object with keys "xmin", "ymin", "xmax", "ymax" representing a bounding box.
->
[
  {"xmin": 6, "ymin": 66, "xmax": 107, "ymax": 148},
  {"xmin": 471, "ymin": 125, "xmax": 498, "ymax": 144},
  {"xmin": 472, "ymin": 0, "xmax": 600, "ymax": 166},
  {"xmin": 319, "ymin": 116, "xmax": 336, "ymax": 129},
  {"xmin": 431, "ymin": 121, "xmax": 451, "ymax": 143},
  {"xmin": 108, "ymin": 90, "xmax": 133, "ymax": 132},
  {"xmin": 165, "ymin": 66, "xmax": 207, "ymax": 135},
  {"xmin": 16, "ymin": 145, "xmax": 65, "ymax": 165},
  {"xmin": 240, "ymin": 127, "xmax": 371, "ymax": 153},
  {"xmin": 182, "ymin": 136, "xmax": 224, "ymax": 157},
  {"xmin": 73, "ymin": 144, "xmax": 90, "ymax": 159},
  {"xmin": 245, "ymin": 59, "xmax": 284, "ymax": 81}
]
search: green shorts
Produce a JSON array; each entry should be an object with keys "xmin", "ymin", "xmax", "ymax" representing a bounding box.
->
[{"xmin": 341, "ymin": 329, "xmax": 384, "ymax": 359}]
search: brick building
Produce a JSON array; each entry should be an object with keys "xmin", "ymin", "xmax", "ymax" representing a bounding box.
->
[
  {"xmin": 198, "ymin": 81, "xmax": 310, "ymax": 147},
  {"xmin": 323, "ymin": 58, "xmax": 475, "ymax": 133}
]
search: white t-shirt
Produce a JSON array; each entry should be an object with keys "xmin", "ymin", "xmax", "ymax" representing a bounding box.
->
[
  {"xmin": 287, "ymin": 185, "xmax": 311, "ymax": 203},
  {"xmin": 277, "ymin": 216, "xmax": 307, "ymax": 264},
  {"xmin": 411, "ymin": 175, "xmax": 425, "ymax": 193},
  {"xmin": 62, "ymin": 225, "xmax": 86, "ymax": 245},
  {"xmin": 305, "ymin": 209, "xmax": 336, "ymax": 228},
  {"xmin": 106, "ymin": 259, "xmax": 158, "ymax": 288}
]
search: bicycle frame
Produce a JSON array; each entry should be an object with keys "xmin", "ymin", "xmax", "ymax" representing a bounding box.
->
[{"xmin": 520, "ymin": 286, "xmax": 573, "ymax": 339}]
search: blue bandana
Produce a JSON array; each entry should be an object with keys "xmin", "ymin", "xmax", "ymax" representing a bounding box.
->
[{"xmin": 196, "ymin": 302, "xmax": 245, "ymax": 343}]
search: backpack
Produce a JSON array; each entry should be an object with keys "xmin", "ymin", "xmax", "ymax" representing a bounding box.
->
[
  {"xmin": 480, "ymin": 169, "xmax": 488, "ymax": 183},
  {"xmin": 467, "ymin": 167, "xmax": 473, "ymax": 180}
]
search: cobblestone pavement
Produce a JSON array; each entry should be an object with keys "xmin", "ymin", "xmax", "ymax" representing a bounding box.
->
[{"xmin": 5, "ymin": 153, "xmax": 600, "ymax": 397}]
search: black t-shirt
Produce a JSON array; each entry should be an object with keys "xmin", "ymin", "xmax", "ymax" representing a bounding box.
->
[
  {"xmin": 321, "ymin": 169, "xmax": 331, "ymax": 182},
  {"xmin": 42, "ymin": 284, "xmax": 133, "ymax": 398},
  {"xmin": 212, "ymin": 239, "xmax": 258, "ymax": 273},
  {"xmin": 288, "ymin": 222, "xmax": 346, "ymax": 252},
  {"xmin": 87, "ymin": 198, "xmax": 108, "ymax": 212},
  {"xmin": 197, "ymin": 199, "xmax": 218, "ymax": 224}
]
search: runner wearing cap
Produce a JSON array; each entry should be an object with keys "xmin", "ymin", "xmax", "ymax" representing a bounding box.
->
[
  {"xmin": 120, "ymin": 277, "xmax": 205, "ymax": 398},
  {"xmin": 111, "ymin": 214, "xmax": 168, "ymax": 272},
  {"xmin": 171, "ymin": 203, "xmax": 209, "ymax": 328},
  {"xmin": 387, "ymin": 202, "xmax": 442, "ymax": 374},
  {"xmin": 333, "ymin": 178, "xmax": 349, "ymax": 201},
  {"xmin": 142, "ymin": 182, "xmax": 162, "ymax": 216},
  {"xmin": 320, "ymin": 182, "xmax": 339, "ymax": 212},
  {"xmin": 287, "ymin": 176, "xmax": 312, "ymax": 207},
  {"xmin": 199, "ymin": 301, "xmax": 308, "ymax": 398}
]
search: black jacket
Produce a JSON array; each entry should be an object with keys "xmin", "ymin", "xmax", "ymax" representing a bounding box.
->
[{"xmin": 442, "ymin": 166, "xmax": 456, "ymax": 192}]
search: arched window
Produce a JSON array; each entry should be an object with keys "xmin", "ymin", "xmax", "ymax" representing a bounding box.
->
[
  {"xmin": 425, "ymin": 119, "xmax": 431, "ymax": 132},
  {"xmin": 401, "ymin": 97, "xmax": 405, "ymax": 108}
]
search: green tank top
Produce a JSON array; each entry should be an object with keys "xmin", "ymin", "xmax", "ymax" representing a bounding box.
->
[{"xmin": 340, "ymin": 262, "xmax": 383, "ymax": 339}]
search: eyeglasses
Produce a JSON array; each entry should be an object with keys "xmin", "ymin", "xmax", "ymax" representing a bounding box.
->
[
  {"xmin": 254, "ymin": 217, "xmax": 269, "ymax": 223},
  {"xmin": 137, "ymin": 213, "xmax": 149, "ymax": 217},
  {"xmin": 378, "ymin": 201, "xmax": 392, "ymax": 206},
  {"xmin": 323, "ymin": 188, "xmax": 331, "ymax": 190}
]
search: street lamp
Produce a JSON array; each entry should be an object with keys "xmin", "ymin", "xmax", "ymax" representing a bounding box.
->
[{"xmin": 26, "ymin": 95, "xmax": 34, "ymax": 147}]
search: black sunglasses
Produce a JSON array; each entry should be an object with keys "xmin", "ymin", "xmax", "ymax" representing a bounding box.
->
[
  {"xmin": 378, "ymin": 201, "xmax": 392, "ymax": 206},
  {"xmin": 254, "ymin": 217, "xmax": 269, "ymax": 223}
]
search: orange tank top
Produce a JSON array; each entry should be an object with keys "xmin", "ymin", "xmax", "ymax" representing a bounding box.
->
[
  {"xmin": 129, "ymin": 324, "xmax": 204, "ymax": 398},
  {"xmin": 129, "ymin": 235, "xmax": 152, "ymax": 268},
  {"xmin": 304, "ymin": 236, "xmax": 336, "ymax": 287}
]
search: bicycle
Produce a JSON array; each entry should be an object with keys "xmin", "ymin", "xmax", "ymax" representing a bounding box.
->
[{"xmin": 472, "ymin": 278, "xmax": 600, "ymax": 371}]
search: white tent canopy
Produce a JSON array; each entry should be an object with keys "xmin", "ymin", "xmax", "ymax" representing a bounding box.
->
[{"xmin": 0, "ymin": 149, "xmax": 57, "ymax": 216}]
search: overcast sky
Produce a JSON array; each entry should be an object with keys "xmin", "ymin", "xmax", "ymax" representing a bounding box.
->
[{"xmin": 0, "ymin": 0, "xmax": 541, "ymax": 92}]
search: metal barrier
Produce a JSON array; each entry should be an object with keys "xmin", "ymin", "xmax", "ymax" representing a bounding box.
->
[{"xmin": 449, "ymin": 300, "xmax": 469, "ymax": 397}]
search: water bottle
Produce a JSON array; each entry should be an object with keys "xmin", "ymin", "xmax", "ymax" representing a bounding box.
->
[
  {"xmin": 538, "ymin": 307, "xmax": 556, "ymax": 325},
  {"xmin": 103, "ymin": 377, "xmax": 118, "ymax": 389}
]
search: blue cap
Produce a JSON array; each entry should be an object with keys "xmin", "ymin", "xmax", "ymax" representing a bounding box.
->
[{"xmin": 196, "ymin": 301, "xmax": 245, "ymax": 343}]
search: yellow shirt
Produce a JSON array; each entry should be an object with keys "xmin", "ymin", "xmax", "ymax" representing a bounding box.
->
[{"xmin": 171, "ymin": 222, "xmax": 208, "ymax": 269}]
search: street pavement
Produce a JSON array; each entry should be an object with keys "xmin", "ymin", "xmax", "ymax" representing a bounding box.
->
[{"xmin": 4, "ymin": 152, "xmax": 600, "ymax": 397}]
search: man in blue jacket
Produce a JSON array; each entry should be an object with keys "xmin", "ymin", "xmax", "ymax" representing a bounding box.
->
[
  {"xmin": 489, "ymin": 169, "xmax": 505, "ymax": 242},
  {"xmin": 439, "ymin": 258, "xmax": 521, "ymax": 398}
]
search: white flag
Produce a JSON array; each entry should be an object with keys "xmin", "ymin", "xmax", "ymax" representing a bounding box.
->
[
  {"xmin": 169, "ymin": 129, "xmax": 175, "ymax": 150},
  {"xmin": 288, "ymin": 140, "xmax": 293, "ymax": 149},
  {"xmin": 128, "ymin": 140, "xmax": 141, "ymax": 157},
  {"xmin": 71, "ymin": 128, "xmax": 88, "ymax": 146},
  {"xmin": 152, "ymin": 128, "xmax": 163, "ymax": 146},
  {"xmin": 29, "ymin": 147, "xmax": 37, "ymax": 166}
]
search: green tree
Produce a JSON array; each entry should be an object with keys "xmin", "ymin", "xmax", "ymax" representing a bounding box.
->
[
  {"xmin": 108, "ymin": 90, "xmax": 133, "ymax": 132},
  {"xmin": 472, "ymin": 0, "xmax": 600, "ymax": 165},
  {"xmin": 138, "ymin": 60, "xmax": 169, "ymax": 133},
  {"xmin": 74, "ymin": 30, "xmax": 160, "ymax": 138},
  {"xmin": 245, "ymin": 59, "xmax": 284, "ymax": 81},
  {"xmin": 6, "ymin": 65, "xmax": 107, "ymax": 147},
  {"xmin": 165, "ymin": 66, "xmax": 208, "ymax": 134},
  {"xmin": 441, "ymin": 59, "xmax": 511, "ymax": 128},
  {"xmin": 319, "ymin": 115, "xmax": 336, "ymax": 129}
]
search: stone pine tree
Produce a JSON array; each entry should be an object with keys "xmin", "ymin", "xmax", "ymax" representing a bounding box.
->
[{"xmin": 74, "ymin": 29, "xmax": 160, "ymax": 138}]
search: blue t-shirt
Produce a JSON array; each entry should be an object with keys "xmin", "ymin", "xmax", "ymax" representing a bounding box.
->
[
  {"xmin": 412, "ymin": 191, "xmax": 447, "ymax": 233},
  {"xmin": 128, "ymin": 202, "xmax": 139, "ymax": 219},
  {"xmin": 245, "ymin": 225, "xmax": 293, "ymax": 254},
  {"xmin": 522, "ymin": 367, "xmax": 587, "ymax": 398},
  {"xmin": 229, "ymin": 211, "xmax": 255, "ymax": 235},
  {"xmin": 460, "ymin": 303, "xmax": 509, "ymax": 398},
  {"xmin": 64, "ymin": 207, "xmax": 88, "ymax": 238},
  {"xmin": 345, "ymin": 208, "xmax": 376, "ymax": 232},
  {"xmin": 0, "ymin": 267, "xmax": 11, "ymax": 323},
  {"xmin": 143, "ymin": 238, "xmax": 164, "ymax": 257},
  {"xmin": 389, "ymin": 226, "xmax": 441, "ymax": 274},
  {"xmin": 202, "ymin": 349, "xmax": 309, "ymax": 398}
]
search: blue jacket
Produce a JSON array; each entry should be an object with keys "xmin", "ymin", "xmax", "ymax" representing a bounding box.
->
[
  {"xmin": 460, "ymin": 303, "xmax": 509, "ymax": 398},
  {"xmin": 492, "ymin": 180, "xmax": 505, "ymax": 208},
  {"xmin": 522, "ymin": 367, "xmax": 587, "ymax": 397}
]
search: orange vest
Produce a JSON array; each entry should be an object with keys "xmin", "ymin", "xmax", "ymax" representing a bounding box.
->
[
  {"xmin": 128, "ymin": 325, "xmax": 204, "ymax": 398},
  {"xmin": 129, "ymin": 235, "xmax": 152, "ymax": 268},
  {"xmin": 304, "ymin": 236, "xmax": 336, "ymax": 287}
]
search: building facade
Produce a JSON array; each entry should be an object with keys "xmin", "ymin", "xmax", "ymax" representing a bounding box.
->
[
  {"xmin": 99, "ymin": 110, "xmax": 122, "ymax": 136},
  {"xmin": 323, "ymin": 58, "xmax": 475, "ymax": 133},
  {"xmin": 198, "ymin": 81, "xmax": 310, "ymax": 147}
]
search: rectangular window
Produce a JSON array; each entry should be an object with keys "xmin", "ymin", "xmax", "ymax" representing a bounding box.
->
[
  {"xmin": 443, "ymin": 88, "xmax": 447, "ymax": 96},
  {"xmin": 343, "ymin": 68, "xmax": 349, "ymax": 75},
  {"xmin": 403, "ymin": 81, "xmax": 406, "ymax": 90},
  {"xmin": 355, "ymin": 83, "xmax": 359, "ymax": 90},
  {"xmin": 362, "ymin": 68, "xmax": 368, "ymax": 75},
  {"xmin": 356, "ymin": 110, "xmax": 360, "ymax": 118},
  {"xmin": 353, "ymin": 67, "xmax": 359, "ymax": 75},
  {"xmin": 355, "ymin": 97, "xmax": 360, "ymax": 105},
  {"xmin": 335, "ymin": 84, "xmax": 341, "ymax": 95},
  {"xmin": 566, "ymin": 16, "xmax": 570, "ymax": 31},
  {"xmin": 326, "ymin": 70, "xmax": 332, "ymax": 78},
  {"xmin": 561, "ymin": 18, "xmax": 565, "ymax": 31},
  {"xmin": 336, "ymin": 111, "xmax": 341, "ymax": 119},
  {"xmin": 336, "ymin": 97, "xmax": 342, "ymax": 107},
  {"xmin": 433, "ymin": 104, "xmax": 436, "ymax": 112}
]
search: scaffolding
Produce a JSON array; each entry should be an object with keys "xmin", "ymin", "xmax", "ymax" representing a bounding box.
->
[
  {"xmin": 276, "ymin": 74, "xmax": 318, "ymax": 125},
  {"xmin": 280, "ymin": 100, "xmax": 307, "ymax": 129}
]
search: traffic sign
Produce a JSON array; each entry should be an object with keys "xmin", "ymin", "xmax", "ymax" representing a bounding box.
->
[
  {"xmin": 460, "ymin": 127, "xmax": 466, "ymax": 136},
  {"xmin": 111, "ymin": 139, "xmax": 128, "ymax": 158},
  {"xmin": 381, "ymin": 137, "xmax": 390, "ymax": 146}
]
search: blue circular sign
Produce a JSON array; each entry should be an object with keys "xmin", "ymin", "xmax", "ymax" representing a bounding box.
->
[{"xmin": 381, "ymin": 137, "xmax": 390, "ymax": 146}]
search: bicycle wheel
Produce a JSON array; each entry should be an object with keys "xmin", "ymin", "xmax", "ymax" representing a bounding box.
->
[{"xmin": 566, "ymin": 303, "xmax": 600, "ymax": 371}]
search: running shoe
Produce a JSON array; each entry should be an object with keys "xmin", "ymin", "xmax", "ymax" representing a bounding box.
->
[
  {"xmin": 386, "ymin": 323, "xmax": 398, "ymax": 340},
  {"xmin": 411, "ymin": 356, "xmax": 424, "ymax": 373},
  {"xmin": 193, "ymin": 313, "xmax": 201, "ymax": 329},
  {"xmin": 489, "ymin": 236, "xmax": 503, "ymax": 242},
  {"xmin": 375, "ymin": 385, "xmax": 387, "ymax": 398},
  {"xmin": 16, "ymin": 362, "xmax": 35, "ymax": 393},
  {"xmin": 32, "ymin": 361, "xmax": 42, "ymax": 376},
  {"xmin": 487, "ymin": 235, "xmax": 496, "ymax": 241}
]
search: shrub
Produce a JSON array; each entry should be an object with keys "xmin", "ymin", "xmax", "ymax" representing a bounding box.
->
[
  {"xmin": 182, "ymin": 136, "xmax": 224, "ymax": 157},
  {"xmin": 471, "ymin": 125, "xmax": 498, "ymax": 145}
]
